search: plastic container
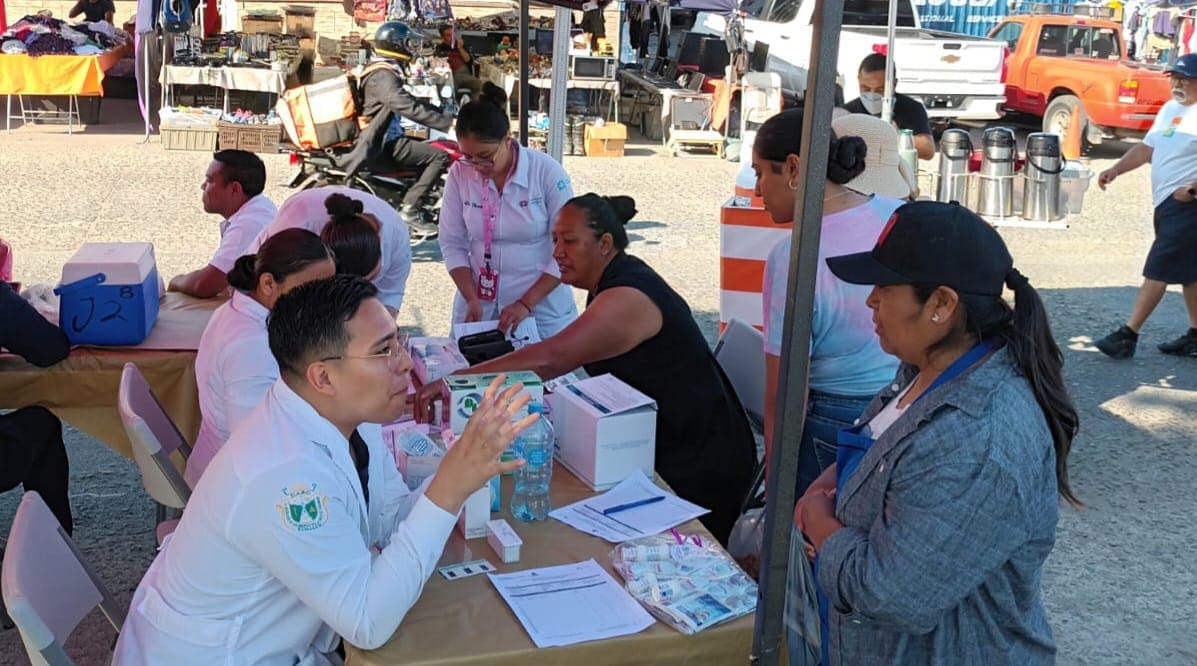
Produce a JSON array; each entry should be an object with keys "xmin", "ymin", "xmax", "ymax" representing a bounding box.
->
[
  {"xmin": 1059, "ymin": 160, "xmax": 1094, "ymax": 215},
  {"xmin": 511, "ymin": 403, "xmax": 554, "ymax": 522},
  {"xmin": 54, "ymin": 242, "xmax": 160, "ymax": 345}
]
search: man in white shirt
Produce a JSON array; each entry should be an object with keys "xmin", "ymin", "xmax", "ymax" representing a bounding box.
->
[
  {"xmin": 168, "ymin": 150, "xmax": 278, "ymax": 298},
  {"xmin": 114, "ymin": 275, "xmax": 534, "ymax": 664},
  {"xmin": 1094, "ymin": 54, "xmax": 1197, "ymax": 358}
]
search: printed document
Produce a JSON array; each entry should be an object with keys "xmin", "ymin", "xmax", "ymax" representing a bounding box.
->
[
  {"xmin": 549, "ymin": 470, "xmax": 709, "ymax": 542},
  {"xmin": 488, "ymin": 559, "xmax": 655, "ymax": 647}
]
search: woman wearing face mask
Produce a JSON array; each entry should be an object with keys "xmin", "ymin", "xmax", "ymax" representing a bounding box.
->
[
  {"xmin": 794, "ymin": 201, "xmax": 1079, "ymax": 664},
  {"xmin": 438, "ymin": 82, "xmax": 579, "ymax": 337},
  {"xmin": 186, "ymin": 229, "xmax": 336, "ymax": 486},
  {"xmin": 753, "ymin": 108, "xmax": 903, "ymax": 497},
  {"xmin": 422, "ymin": 194, "xmax": 756, "ymax": 544}
]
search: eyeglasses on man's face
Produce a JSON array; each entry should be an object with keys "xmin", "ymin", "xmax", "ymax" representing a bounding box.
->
[{"xmin": 321, "ymin": 332, "xmax": 410, "ymax": 371}]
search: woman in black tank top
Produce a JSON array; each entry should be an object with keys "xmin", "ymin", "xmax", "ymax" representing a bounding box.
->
[{"xmin": 448, "ymin": 193, "xmax": 756, "ymax": 543}]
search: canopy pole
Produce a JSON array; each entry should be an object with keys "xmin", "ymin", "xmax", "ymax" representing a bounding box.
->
[
  {"xmin": 882, "ymin": 0, "xmax": 898, "ymax": 123},
  {"xmin": 749, "ymin": 0, "xmax": 844, "ymax": 661},
  {"xmin": 518, "ymin": 0, "xmax": 531, "ymax": 146},
  {"xmin": 547, "ymin": 6, "xmax": 572, "ymax": 162}
]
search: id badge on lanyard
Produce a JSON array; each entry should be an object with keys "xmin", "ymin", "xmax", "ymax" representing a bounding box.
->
[
  {"xmin": 476, "ymin": 142, "xmax": 517, "ymax": 303},
  {"xmin": 478, "ymin": 185, "xmax": 500, "ymax": 302}
]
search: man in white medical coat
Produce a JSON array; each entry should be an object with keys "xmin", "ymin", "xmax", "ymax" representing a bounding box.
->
[{"xmin": 113, "ymin": 275, "xmax": 534, "ymax": 664}]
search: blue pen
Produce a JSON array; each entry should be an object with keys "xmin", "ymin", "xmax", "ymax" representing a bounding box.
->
[{"xmin": 602, "ymin": 495, "xmax": 666, "ymax": 516}]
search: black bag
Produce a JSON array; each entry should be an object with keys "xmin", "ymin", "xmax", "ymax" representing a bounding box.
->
[{"xmin": 458, "ymin": 330, "xmax": 514, "ymax": 365}]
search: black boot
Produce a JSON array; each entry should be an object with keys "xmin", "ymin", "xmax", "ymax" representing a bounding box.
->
[{"xmin": 1094, "ymin": 325, "xmax": 1138, "ymax": 359}]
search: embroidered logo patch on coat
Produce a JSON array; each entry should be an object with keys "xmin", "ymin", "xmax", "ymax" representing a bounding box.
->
[{"xmin": 277, "ymin": 484, "xmax": 329, "ymax": 532}]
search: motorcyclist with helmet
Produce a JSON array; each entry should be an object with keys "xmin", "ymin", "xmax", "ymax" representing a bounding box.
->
[{"xmin": 357, "ymin": 21, "xmax": 454, "ymax": 234}]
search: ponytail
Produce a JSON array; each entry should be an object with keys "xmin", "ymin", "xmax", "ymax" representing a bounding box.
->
[
  {"xmin": 1002, "ymin": 269, "xmax": 1080, "ymax": 507},
  {"xmin": 226, "ymin": 229, "xmax": 332, "ymax": 294},
  {"xmin": 321, "ymin": 193, "xmax": 382, "ymax": 277},
  {"xmin": 915, "ymin": 272, "xmax": 1080, "ymax": 507}
]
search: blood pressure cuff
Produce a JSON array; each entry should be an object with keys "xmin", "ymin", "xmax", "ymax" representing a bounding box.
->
[{"xmin": 458, "ymin": 329, "xmax": 514, "ymax": 365}]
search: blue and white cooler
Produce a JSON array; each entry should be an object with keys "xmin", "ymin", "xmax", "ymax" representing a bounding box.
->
[{"xmin": 54, "ymin": 242, "xmax": 160, "ymax": 346}]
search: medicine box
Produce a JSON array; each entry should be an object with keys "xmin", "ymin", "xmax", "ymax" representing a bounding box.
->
[
  {"xmin": 54, "ymin": 242, "xmax": 160, "ymax": 346},
  {"xmin": 548, "ymin": 374, "xmax": 657, "ymax": 491},
  {"xmin": 381, "ymin": 420, "xmax": 445, "ymax": 491},
  {"xmin": 486, "ymin": 519, "xmax": 523, "ymax": 564},
  {"xmin": 457, "ymin": 483, "xmax": 491, "ymax": 539},
  {"xmin": 408, "ymin": 336, "xmax": 469, "ymax": 385},
  {"xmin": 445, "ymin": 371, "xmax": 543, "ymax": 434}
]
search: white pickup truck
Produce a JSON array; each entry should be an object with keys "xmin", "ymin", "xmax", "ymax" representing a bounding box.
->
[{"xmin": 693, "ymin": 0, "xmax": 1007, "ymax": 123}]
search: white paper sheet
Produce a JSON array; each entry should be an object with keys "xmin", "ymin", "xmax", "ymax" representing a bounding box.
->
[
  {"xmin": 559, "ymin": 374, "xmax": 656, "ymax": 416},
  {"xmin": 548, "ymin": 471, "xmax": 709, "ymax": 543},
  {"xmin": 488, "ymin": 559, "xmax": 655, "ymax": 648},
  {"xmin": 452, "ymin": 318, "xmax": 541, "ymax": 349}
]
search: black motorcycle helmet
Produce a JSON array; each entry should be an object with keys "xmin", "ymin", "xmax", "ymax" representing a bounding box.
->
[{"xmin": 374, "ymin": 21, "xmax": 414, "ymax": 62}]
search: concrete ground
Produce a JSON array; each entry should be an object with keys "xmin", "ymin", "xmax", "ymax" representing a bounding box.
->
[{"xmin": 1, "ymin": 99, "xmax": 1195, "ymax": 664}]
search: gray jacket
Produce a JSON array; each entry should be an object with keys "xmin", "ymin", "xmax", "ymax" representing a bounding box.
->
[{"xmin": 819, "ymin": 346, "xmax": 1060, "ymax": 665}]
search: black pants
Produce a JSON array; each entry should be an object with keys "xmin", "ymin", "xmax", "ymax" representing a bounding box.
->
[
  {"xmin": 1, "ymin": 407, "xmax": 72, "ymax": 534},
  {"xmin": 387, "ymin": 137, "xmax": 450, "ymax": 209}
]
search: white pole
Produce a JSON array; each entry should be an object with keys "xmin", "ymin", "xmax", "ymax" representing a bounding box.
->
[
  {"xmin": 547, "ymin": 6, "xmax": 571, "ymax": 162},
  {"xmin": 882, "ymin": 0, "xmax": 897, "ymax": 124}
]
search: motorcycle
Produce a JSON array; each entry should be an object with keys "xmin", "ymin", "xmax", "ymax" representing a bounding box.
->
[{"xmin": 284, "ymin": 129, "xmax": 462, "ymax": 244}]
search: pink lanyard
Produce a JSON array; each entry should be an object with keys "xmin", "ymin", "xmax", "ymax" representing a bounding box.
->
[{"xmin": 480, "ymin": 139, "xmax": 520, "ymax": 267}]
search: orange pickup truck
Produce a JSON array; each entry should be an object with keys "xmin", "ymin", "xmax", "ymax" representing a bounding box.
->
[{"xmin": 988, "ymin": 12, "xmax": 1171, "ymax": 145}]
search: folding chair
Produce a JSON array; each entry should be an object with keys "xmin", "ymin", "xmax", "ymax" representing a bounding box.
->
[
  {"xmin": 714, "ymin": 318, "xmax": 768, "ymax": 512},
  {"xmin": 118, "ymin": 363, "xmax": 192, "ymax": 544},
  {"xmin": 2, "ymin": 491, "xmax": 125, "ymax": 665}
]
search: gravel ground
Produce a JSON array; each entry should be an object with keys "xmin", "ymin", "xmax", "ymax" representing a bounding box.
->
[{"xmin": 1, "ymin": 99, "xmax": 1195, "ymax": 665}]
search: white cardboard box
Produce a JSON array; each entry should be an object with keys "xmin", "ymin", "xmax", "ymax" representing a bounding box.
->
[
  {"xmin": 457, "ymin": 483, "xmax": 491, "ymax": 539},
  {"xmin": 486, "ymin": 518, "xmax": 523, "ymax": 564},
  {"xmin": 548, "ymin": 374, "xmax": 657, "ymax": 491}
]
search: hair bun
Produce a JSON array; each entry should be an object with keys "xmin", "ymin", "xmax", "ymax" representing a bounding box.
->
[
  {"xmin": 827, "ymin": 135, "xmax": 868, "ymax": 185},
  {"xmin": 479, "ymin": 81, "xmax": 508, "ymax": 110},
  {"xmin": 227, "ymin": 253, "xmax": 258, "ymax": 291},
  {"xmin": 324, "ymin": 193, "xmax": 364, "ymax": 222},
  {"xmin": 604, "ymin": 195, "xmax": 638, "ymax": 226}
]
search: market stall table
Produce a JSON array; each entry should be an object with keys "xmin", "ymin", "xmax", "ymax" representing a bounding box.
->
[
  {"xmin": 161, "ymin": 64, "xmax": 287, "ymax": 113},
  {"xmin": 0, "ymin": 292, "xmax": 222, "ymax": 459},
  {"xmin": 480, "ymin": 62, "xmax": 621, "ymax": 122},
  {"xmin": 0, "ymin": 47, "xmax": 128, "ymax": 132},
  {"xmin": 618, "ymin": 68, "xmax": 714, "ymax": 146},
  {"xmin": 345, "ymin": 467, "xmax": 753, "ymax": 665}
]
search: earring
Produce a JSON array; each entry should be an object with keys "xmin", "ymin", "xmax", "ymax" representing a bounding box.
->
[
  {"xmin": 931, "ymin": 314, "xmax": 942, "ymax": 323},
  {"xmin": 787, "ymin": 178, "xmax": 799, "ymax": 191}
]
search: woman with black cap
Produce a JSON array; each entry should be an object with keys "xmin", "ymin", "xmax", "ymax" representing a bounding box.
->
[
  {"xmin": 421, "ymin": 193, "xmax": 756, "ymax": 544},
  {"xmin": 792, "ymin": 200, "xmax": 1079, "ymax": 664}
]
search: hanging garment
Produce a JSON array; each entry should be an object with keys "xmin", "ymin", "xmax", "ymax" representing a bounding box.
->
[{"xmin": 1153, "ymin": 7, "xmax": 1175, "ymax": 37}]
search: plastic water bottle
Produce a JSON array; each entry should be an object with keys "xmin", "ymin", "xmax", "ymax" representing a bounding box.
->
[
  {"xmin": 511, "ymin": 403, "xmax": 554, "ymax": 522},
  {"xmin": 898, "ymin": 129, "xmax": 919, "ymax": 178}
]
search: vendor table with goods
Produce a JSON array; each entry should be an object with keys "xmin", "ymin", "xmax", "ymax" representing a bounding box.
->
[
  {"xmin": 479, "ymin": 62, "xmax": 620, "ymax": 122},
  {"xmin": 1, "ymin": 13, "xmax": 131, "ymax": 132},
  {"xmin": 344, "ymin": 467, "xmax": 753, "ymax": 665},
  {"xmin": 0, "ymin": 293, "xmax": 220, "ymax": 459},
  {"xmin": 161, "ymin": 64, "xmax": 287, "ymax": 113}
]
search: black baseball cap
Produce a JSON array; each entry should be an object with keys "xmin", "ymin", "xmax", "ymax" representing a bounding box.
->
[
  {"xmin": 1166, "ymin": 53, "xmax": 1197, "ymax": 79},
  {"xmin": 826, "ymin": 201, "xmax": 1013, "ymax": 297}
]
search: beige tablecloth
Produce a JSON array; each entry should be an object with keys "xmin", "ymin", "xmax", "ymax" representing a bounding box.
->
[
  {"xmin": 0, "ymin": 293, "xmax": 221, "ymax": 459},
  {"xmin": 345, "ymin": 468, "xmax": 753, "ymax": 666}
]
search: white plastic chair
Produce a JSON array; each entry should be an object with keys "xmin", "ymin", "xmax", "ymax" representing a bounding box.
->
[
  {"xmin": 2, "ymin": 491, "xmax": 124, "ymax": 665},
  {"xmin": 714, "ymin": 317, "xmax": 767, "ymax": 428},
  {"xmin": 740, "ymin": 71, "xmax": 783, "ymax": 138},
  {"xmin": 118, "ymin": 362, "xmax": 192, "ymax": 542}
]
